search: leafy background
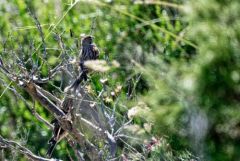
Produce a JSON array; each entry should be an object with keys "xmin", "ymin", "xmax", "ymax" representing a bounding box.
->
[{"xmin": 0, "ymin": 0, "xmax": 239, "ymax": 160}]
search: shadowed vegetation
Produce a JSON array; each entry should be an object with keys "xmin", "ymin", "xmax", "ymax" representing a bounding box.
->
[{"xmin": 0, "ymin": 0, "xmax": 239, "ymax": 161}]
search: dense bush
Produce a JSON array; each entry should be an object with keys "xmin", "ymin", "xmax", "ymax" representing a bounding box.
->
[{"xmin": 0, "ymin": 0, "xmax": 239, "ymax": 161}]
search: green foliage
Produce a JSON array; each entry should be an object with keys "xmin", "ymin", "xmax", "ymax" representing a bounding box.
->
[
  {"xmin": 186, "ymin": 0, "xmax": 240, "ymax": 160},
  {"xmin": 129, "ymin": 0, "xmax": 240, "ymax": 160},
  {"xmin": 0, "ymin": 0, "xmax": 197, "ymax": 160},
  {"xmin": 1, "ymin": 0, "xmax": 239, "ymax": 160}
]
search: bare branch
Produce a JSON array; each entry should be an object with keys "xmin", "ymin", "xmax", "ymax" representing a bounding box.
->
[
  {"xmin": 0, "ymin": 79, "xmax": 53, "ymax": 129},
  {"xmin": 24, "ymin": 82, "xmax": 65, "ymax": 117},
  {"xmin": 59, "ymin": 119, "xmax": 100, "ymax": 160},
  {"xmin": 35, "ymin": 85, "xmax": 61, "ymax": 105},
  {"xmin": 0, "ymin": 76, "xmax": 101, "ymax": 159},
  {"xmin": 115, "ymin": 119, "xmax": 133, "ymax": 135},
  {"xmin": 67, "ymin": 139, "xmax": 85, "ymax": 161},
  {"xmin": 33, "ymin": 63, "xmax": 63, "ymax": 84},
  {"xmin": 0, "ymin": 135, "xmax": 62, "ymax": 161},
  {"xmin": 28, "ymin": 9, "xmax": 47, "ymax": 59}
]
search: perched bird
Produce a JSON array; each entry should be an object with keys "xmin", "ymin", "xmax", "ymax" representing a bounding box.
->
[
  {"xmin": 68, "ymin": 35, "xmax": 99, "ymax": 92},
  {"xmin": 47, "ymin": 35, "xmax": 99, "ymax": 157},
  {"xmin": 46, "ymin": 95, "xmax": 73, "ymax": 157}
]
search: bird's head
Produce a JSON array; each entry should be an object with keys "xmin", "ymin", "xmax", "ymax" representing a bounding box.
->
[{"xmin": 81, "ymin": 35, "xmax": 94, "ymax": 45}]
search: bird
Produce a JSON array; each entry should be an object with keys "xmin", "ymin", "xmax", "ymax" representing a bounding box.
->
[
  {"xmin": 68, "ymin": 35, "xmax": 99, "ymax": 92},
  {"xmin": 46, "ymin": 94, "xmax": 73, "ymax": 157},
  {"xmin": 47, "ymin": 35, "xmax": 99, "ymax": 157}
]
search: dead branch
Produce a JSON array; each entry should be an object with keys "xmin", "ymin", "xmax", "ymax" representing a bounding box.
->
[
  {"xmin": 36, "ymin": 85, "xmax": 61, "ymax": 105},
  {"xmin": 0, "ymin": 79, "xmax": 53, "ymax": 129},
  {"xmin": 0, "ymin": 135, "xmax": 62, "ymax": 161},
  {"xmin": 23, "ymin": 81, "xmax": 65, "ymax": 117},
  {"xmin": 0, "ymin": 56, "xmax": 102, "ymax": 159}
]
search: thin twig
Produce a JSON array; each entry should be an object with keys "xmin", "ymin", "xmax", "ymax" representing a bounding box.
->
[
  {"xmin": 36, "ymin": 85, "xmax": 61, "ymax": 105},
  {"xmin": 0, "ymin": 79, "xmax": 53, "ymax": 129},
  {"xmin": 0, "ymin": 135, "xmax": 62, "ymax": 161}
]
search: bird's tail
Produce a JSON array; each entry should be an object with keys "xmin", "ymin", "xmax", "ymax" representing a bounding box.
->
[
  {"xmin": 46, "ymin": 138, "xmax": 57, "ymax": 157},
  {"xmin": 66, "ymin": 72, "xmax": 87, "ymax": 92}
]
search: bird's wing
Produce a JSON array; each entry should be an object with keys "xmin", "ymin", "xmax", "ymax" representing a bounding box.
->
[{"xmin": 92, "ymin": 44, "xmax": 99, "ymax": 59}]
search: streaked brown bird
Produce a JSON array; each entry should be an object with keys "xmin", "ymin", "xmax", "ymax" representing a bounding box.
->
[
  {"xmin": 47, "ymin": 35, "xmax": 99, "ymax": 157},
  {"xmin": 69, "ymin": 35, "xmax": 99, "ymax": 91}
]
